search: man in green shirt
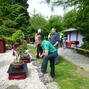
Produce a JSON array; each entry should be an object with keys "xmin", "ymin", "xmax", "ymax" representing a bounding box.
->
[{"xmin": 35, "ymin": 35, "xmax": 58, "ymax": 78}]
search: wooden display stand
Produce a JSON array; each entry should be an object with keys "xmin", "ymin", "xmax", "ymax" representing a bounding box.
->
[
  {"xmin": 0, "ymin": 39, "xmax": 6, "ymax": 53},
  {"xmin": 7, "ymin": 64, "xmax": 28, "ymax": 80}
]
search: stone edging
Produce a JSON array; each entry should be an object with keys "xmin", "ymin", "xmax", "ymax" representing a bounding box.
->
[{"xmin": 32, "ymin": 61, "xmax": 60, "ymax": 89}]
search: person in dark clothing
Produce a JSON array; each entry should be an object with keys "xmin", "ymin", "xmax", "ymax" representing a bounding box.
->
[
  {"xmin": 35, "ymin": 35, "xmax": 58, "ymax": 78},
  {"xmin": 36, "ymin": 44, "xmax": 43, "ymax": 58},
  {"xmin": 35, "ymin": 29, "xmax": 43, "ymax": 58},
  {"xmin": 50, "ymin": 28, "xmax": 60, "ymax": 64}
]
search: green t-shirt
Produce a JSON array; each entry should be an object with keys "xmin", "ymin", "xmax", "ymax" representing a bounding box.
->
[{"xmin": 41, "ymin": 40, "xmax": 56, "ymax": 54}]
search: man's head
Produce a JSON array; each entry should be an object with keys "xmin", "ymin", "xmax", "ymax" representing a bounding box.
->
[
  {"xmin": 35, "ymin": 35, "xmax": 43, "ymax": 45},
  {"xmin": 51, "ymin": 28, "xmax": 57, "ymax": 34}
]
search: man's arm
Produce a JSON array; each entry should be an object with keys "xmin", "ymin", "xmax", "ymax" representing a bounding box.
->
[
  {"xmin": 54, "ymin": 41, "xmax": 59, "ymax": 46},
  {"xmin": 54, "ymin": 34, "xmax": 60, "ymax": 47}
]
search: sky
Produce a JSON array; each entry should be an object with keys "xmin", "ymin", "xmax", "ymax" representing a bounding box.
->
[{"xmin": 27, "ymin": 0, "xmax": 64, "ymax": 18}]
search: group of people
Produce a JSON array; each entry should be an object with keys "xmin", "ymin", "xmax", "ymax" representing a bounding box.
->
[{"xmin": 35, "ymin": 28, "xmax": 61, "ymax": 78}]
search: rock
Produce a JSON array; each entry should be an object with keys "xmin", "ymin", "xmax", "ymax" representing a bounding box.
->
[
  {"xmin": 76, "ymin": 67, "xmax": 89, "ymax": 78},
  {"xmin": 40, "ymin": 74, "xmax": 54, "ymax": 85},
  {"xmin": 36, "ymin": 66, "xmax": 53, "ymax": 85},
  {"xmin": 46, "ymin": 82, "xmax": 60, "ymax": 89},
  {"xmin": 32, "ymin": 61, "xmax": 41, "ymax": 67},
  {"xmin": 6, "ymin": 85, "xmax": 20, "ymax": 89}
]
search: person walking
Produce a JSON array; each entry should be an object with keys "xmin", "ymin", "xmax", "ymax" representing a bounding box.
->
[
  {"xmin": 50, "ymin": 28, "xmax": 60, "ymax": 64},
  {"xmin": 63, "ymin": 36, "xmax": 67, "ymax": 48},
  {"xmin": 35, "ymin": 35, "xmax": 58, "ymax": 78},
  {"xmin": 35, "ymin": 29, "xmax": 43, "ymax": 58}
]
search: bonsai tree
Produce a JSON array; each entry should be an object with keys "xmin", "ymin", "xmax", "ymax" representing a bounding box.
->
[
  {"xmin": 16, "ymin": 43, "xmax": 30, "ymax": 59},
  {"xmin": 12, "ymin": 30, "xmax": 25, "ymax": 43}
]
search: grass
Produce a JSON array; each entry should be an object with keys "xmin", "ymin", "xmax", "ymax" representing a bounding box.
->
[
  {"xmin": 28, "ymin": 45, "xmax": 89, "ymax": 89},
  {"xmin": 54, "ymin": 56, "xmax": 89, "ymax": 89}
]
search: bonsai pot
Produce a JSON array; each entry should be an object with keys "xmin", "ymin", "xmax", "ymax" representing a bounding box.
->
[{"xmin": 11, "ymin": 62, "xmax": 23, "ymax": 69}]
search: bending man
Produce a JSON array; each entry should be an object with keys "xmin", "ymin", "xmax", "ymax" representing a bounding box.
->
[{"xmin": 35, "ymin": 35, "xmax": 58, "ymax": 78}]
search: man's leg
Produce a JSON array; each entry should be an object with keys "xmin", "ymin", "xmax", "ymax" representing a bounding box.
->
[
  {"xmin": 41, "ymin": 54, "xmax": 55, "ymax": 78},
  {"xmin": 41, "ymin": 56, "xmax": 49, "ymax": 74},
  {"xmin": 50, "ymin": 58, "xmax": 55, "ymax": 78}
]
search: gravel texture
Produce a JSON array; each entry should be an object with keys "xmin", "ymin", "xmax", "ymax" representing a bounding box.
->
[{"xmin": 0, "ymin": 50, "xmax": 60, "ymax": 89}]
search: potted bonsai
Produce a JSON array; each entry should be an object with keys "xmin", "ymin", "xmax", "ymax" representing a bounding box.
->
[
  {"xmin": 16, "ymin": 44, "xmax": 31, "ymax": 63},
  {"xmin": 11, "ymin": 51, "xmax": 23, "ymax": 69}
]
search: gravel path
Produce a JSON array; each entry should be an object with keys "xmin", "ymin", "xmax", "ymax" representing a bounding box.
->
[
  {"xmin": 58, "ymin": 48, "xmax": 89, "ymax": 71},
  {"xmin": 0, "ymin": 50, "xmax": 60, "ymax": 89}
]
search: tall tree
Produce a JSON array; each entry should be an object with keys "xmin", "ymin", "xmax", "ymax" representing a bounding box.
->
[
  {"xmin": 48, "ymin": 15, "xmax": 63, "ymax": 32},
  {"xmin": 28, "ymin": 14, "xmax": 47, "ymax": 38},
  {"xmin": 0, "ymin": 0, "xmax": 29, "ymax": 37},
  {"xmin": 45, "ymin": 0, "xmax": 89, "ymax": 49},
  {"xmin": 63, "ymin": 9, "xmax": 77, "ymax": 29}
]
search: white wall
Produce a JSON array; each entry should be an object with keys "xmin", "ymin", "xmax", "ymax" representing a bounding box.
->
[
  {"xmin": 67, "ymin": 32, "xmax": 70, "ymax": 41},
  {"xmin": 78, "ymin": 33, "xmax": 84, "ymax": 47},
  {"xmin": 67, "ymin": 31, "xmax": 76, "ymax": 41},
  {"xmin": 71, "ymin": 31, "xmax": 76, "ymax": 41}
]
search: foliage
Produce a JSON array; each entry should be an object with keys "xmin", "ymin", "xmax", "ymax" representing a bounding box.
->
[
  {"xmin": 30, "ymin": 14, "xmax": 47, "ymax": 30},
  {"xmin": 44, "ymin": 0, "xmax": 80, "ymax": 8},
  {"xmin": 3, "ymin": 30, "xmax": 24, "ymax": 48},
  {"xmin": 45, "ymin": 0, "xmax": 89, "ymax": 50},
  {"xmin": 76, "ymin": 48, "xmax": 89, "ymax": 57},
  {"xmin": 77, "ymin": 2, "xmax": 89, "ymax": 46},
  {"xmin": 28, "ymin": 14, "xmax": 47, "ymax": 38},
  {"xmin": 28, "ymin": 14, "xmax": 64, "ymax": 39},
  {"xmin": 4, "ymin": 37, "xmax": 13, "ymax": 45},
  {"xmin": 63, "ymin": 9, "xmax": 77, "ymax": 29},
  {"xmin": 12, "ymin": 30, "xmax": 24, "ymax": 43},
  {"xmin": 0, "ymin": 0, "xmax": 28, "ymax": 8},
  {"xmin": 81, "ymin": 42, "xmax": 89, "ymax": 50},
  {"xmin": 47, "ymin": 15, "xmax": 63, "ymax": 32},
  {"xmin": 16, "ymin": 44, "xmax": 28, "ymax": 57},
  {"xmin": 0, "ymin": 0, "xmax": 29, "ymax": 38}
]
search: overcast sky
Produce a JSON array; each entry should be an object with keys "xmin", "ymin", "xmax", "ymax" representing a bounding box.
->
[{"xmin": 27, "ymin": 0, "xmax": 64, "ymax": 18}]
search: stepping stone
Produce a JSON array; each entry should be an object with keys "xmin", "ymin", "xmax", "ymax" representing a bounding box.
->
[
  {"xmin": 6, "ymin": 85, "xmax": 20, "ymax": 89},
  {"xmin": 46, "ymin": 82, "xmax": 60, "ymax": 89}
]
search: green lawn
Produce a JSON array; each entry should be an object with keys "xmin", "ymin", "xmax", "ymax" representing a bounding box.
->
[
  {"xmin": 28, "ymin": 45, "xmax": 89, "ymax": 89},
  {"xmin": 54, "ymin": 56, "xmax": 89, "ymax": 89}
]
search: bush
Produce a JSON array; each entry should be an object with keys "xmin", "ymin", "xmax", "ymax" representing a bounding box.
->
[
  {"xmin": 81, "ymin": 42, "xmax": 89, "ymax": 50},
  {"xmin": 4, "ymin": 37, "xmax": 13, "ymax": 45},
  {"xmin": 76, "ymin": 48, "xmax": 89, "ymax": 57}
]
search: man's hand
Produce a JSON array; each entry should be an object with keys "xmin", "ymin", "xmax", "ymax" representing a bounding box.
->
[{"xmin": 42, "ymin": 50, "xmax": 48, "ymax": 56}]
